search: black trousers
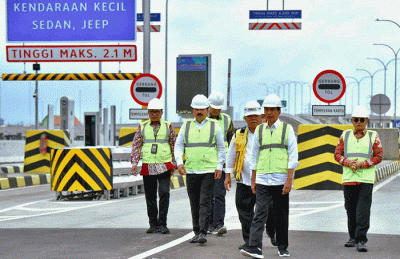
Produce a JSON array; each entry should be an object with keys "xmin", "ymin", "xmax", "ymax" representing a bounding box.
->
[
  {"xmin": 186, "ymin": 173, "xmax": 215, "ymax": 235},
  {"xmin": 209, "ymin": 172, "xmax": 226, "ymax": 228},
  {"xmin": 236, "ymin": 183, "xmax": 276, "ymax": 246},
  {"xmin": 143, "ymin": 170, "xmax": 171, "ymax": 227},
  {"xmin": 343, "ymin": 183, "xmax": 374, "ymax": 243},
  {"xmin": 249, "ymin": 184, "xmax": 289, "ymax": 250}
]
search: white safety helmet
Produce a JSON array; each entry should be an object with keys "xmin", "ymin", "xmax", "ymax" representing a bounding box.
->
[
  {"xmin": 262, "ymin": 94, "xmax": 282, "ymax": 108},
  {"xmin": 352, "ymin": 105, "xmax": 369, "ymax": 118},
  {"xmin": 147, "ymin": 98, "xmax": 163, "ymax": 110},
  {"xmin": 191, "ymin": 94, "xmax": 209, "ymax": 109},
  {"xmin": 244, "ymin": 101, "xmax": 262, "ymax": 116},
  {"xmin": 208, "ymin": 91, "xmax": 225, "ymax": 109}
]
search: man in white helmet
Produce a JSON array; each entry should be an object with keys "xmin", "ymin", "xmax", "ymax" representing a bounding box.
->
[
  {"xmin": 131, "ymin": 98, "xmax": 177, "ymax": 234},
  {"xmin": 224, "ymin": 101, "xmax": 265, "ymax": 250},
  {"xmin": 207, "ymin": 91, "xmax": 235, "ymax": 236},
  {"xmin": 174, "ymin": 94, "xmax": 226, "ymax": 245},
  {"xmin": 335, "ymin": 105, "xmax": 382, "ymax": 252},
  {"xmin": 241, "ymin": 94, "xmax": 298, "ymax": 258}
]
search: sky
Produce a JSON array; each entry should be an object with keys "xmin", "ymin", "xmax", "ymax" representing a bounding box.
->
[{"xmin": 1, "ymin": 0, "xmax": 400, "ymax": 125}]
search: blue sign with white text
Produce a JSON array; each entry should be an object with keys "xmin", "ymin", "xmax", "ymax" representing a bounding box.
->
[
  {"xmin": 249, "ymin": 10, "xmax": 302, "ymax": 19},
  {"xmin": 394, "ymin": 120, "xmax": 400, "ymax": 128},
  {"xmin": 6, "ymin": 0, "xmax": 136, "ymax": 42},
  {"xmin": 137, "ymin": 13, "xmax": 161, "ymax": 22}
]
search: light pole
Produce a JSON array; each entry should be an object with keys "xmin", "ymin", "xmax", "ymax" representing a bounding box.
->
[
  {"xmin": 367, "ymin": 58, "xmax": 389, "ymax": 95},
  {"xmin": 345, "ymin": 76, "xmax": 370, "ymax": 106},
  {"xmin": 374, "ymin": 43, "xmax": 400, "ymax": 121},
  {"xmin": 165, "ymin": 0, "xmax": 169, "ymax": 120},
  {"xmin": 356, "ymin": 69, "xmax": 383, "ymax": 112}
]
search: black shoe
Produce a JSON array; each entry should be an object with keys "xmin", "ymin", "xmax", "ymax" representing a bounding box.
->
[
  {"xmin": 189, "ymin": 234, "xmax": 199, "ymax": 243},
  {"xmin": 214, "ymin": 225, "xmax": 227, "ymax": 236},
  {"xmin": 278, "ymin": 248, "xmax": 290, "ymax": 257},
  {"xmin": 146, "ymin": 226, "xmax": 159, "ymax": 234},
  {"xmin": 238, "ymin": 243, "xmax": 249, "ymax": 250},
  {"xmin": 357, "ymin": 241, "xmax": 368, "ymax": 252},
  {"xmin": 240, "ymin": 247, "xmax": 263, "ymax": 259},
  {"xmin": 207, "ymin": 226, "xmax": 214, "ymax": 234},
  {"xmin": 159, "ymin": 225, "xmax": 170, "ymax": 234},
  {"xmin": 344, "ymin": 238, "xmax": 356, "ymax": 247},
  {"xmin": 198, "ymin": 233, "xmax": 207, "ymax": 244}
]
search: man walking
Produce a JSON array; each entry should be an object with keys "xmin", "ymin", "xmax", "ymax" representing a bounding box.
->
[
  {"xmin": 241, "ymin": 94, "xmax": 298, "ymax": 258},
  {"xmin": 174, "ymin": 94, "xmax": 226, "ymax": 244},
  {"xmin": 207, "ymin": 91, "xmax": 234, "ymax": 236},
  {"xmin": 131, "ymin": 98, "xmax": 177, "ymax": 234},
  {"xmin": 334, "ymin": 105, "xmax": 383, "ymax": 252}
]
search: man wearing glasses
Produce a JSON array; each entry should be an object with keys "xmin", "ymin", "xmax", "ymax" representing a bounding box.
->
[
  {"xmin": 334, "ymin": 105, "xmax": 383, "ymax": 252},
  {"xmin": 131, "ymin": 98, "xmax": 177, "ymax": 234}
]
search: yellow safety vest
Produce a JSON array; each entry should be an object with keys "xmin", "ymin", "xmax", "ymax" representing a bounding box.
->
[
  {"xmin": 216, "ymin": 113, "xmax": 232, "ymax": 153},
  {"xmin": 342, "ymin": 129, "xmax": 377, "ymax": 184},
  {"xmin": 256, "ymin": 122, "xmax": 289, "ymax": 174},
  {"xmin": 182, "ymin": 118, "xmax": 219, "ymax": 171},
  {"xmin": 140, "ymin": 119, "xmax": 172, "ymax": 164}
]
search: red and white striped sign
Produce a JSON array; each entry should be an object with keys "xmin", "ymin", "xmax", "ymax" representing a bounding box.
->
[
  {"xmin": 137, "ymin": 25, "xmax": 161, "ymax": 32},
  {"xmin": 249, "ymin": 23, "xmax": 301, "ymax": 30}
]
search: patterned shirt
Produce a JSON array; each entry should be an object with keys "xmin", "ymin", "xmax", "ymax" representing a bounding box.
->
[
  {"xmin": 131, "ymin": 122, "xmax": 177, "ymax": 176},
  {"xmin": 334, "ymin": 128, "xmax": 383, "ymax": 185}
]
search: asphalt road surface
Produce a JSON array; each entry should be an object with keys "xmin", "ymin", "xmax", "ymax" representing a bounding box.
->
[{"xmin": 1, "ymin": 171, "xmax": 400, "ymax": 259}]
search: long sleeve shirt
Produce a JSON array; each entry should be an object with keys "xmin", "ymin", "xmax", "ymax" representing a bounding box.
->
[
  {"xmin": 130, "ymin": 122, "xmax": 177, "ymax": 176},
  {"xmin": 334, "ymin": 128, "xmax": 383, "ymax": 185},
  {"xmin": 249, "ymin": 119, "xmax": 299, "ymax": 186},
  {"xmin": 174, "ymin": 117, "xmax": 226, "ymax": 173},
  {"xmin": 226, "ymin": 128, "xmax": 256, "ymax": 186}
]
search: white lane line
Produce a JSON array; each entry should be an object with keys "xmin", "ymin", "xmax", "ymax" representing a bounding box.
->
[
  {"xmin": 128, "ymin": 232, "xmax": 194, "ymax": 259},
  {"xmin": 373, "ymin": 171, "xmax": 400, "ymax": 192}
]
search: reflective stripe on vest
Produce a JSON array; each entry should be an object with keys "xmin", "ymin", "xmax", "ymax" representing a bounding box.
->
[
  {"xmin": 141, "ymin": 120, "xmax": 170, "ymax": 144},
  {"xmin": 342, "ymin": 129, "xmax": 377, "ymax": 184},
  {"xmin": 184, "ymin": 120, "xmax": 216, "ymax": 148},
  {"xmin": 140, "ymin": 119, "xmax": 172, "ymax": 164},
  {"xmin": 259, "ymin": 122, "xmax": 288, "ymax": 150},
  {"xmin": 344, "ymin": 131, "xmax": 373, "ymax": 159}
]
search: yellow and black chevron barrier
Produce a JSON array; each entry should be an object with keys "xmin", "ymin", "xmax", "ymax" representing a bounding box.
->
[
  {"xmin": 2, "ymin": 73, "xmax": 141, "ymax": 81},
  {"xmin": 0, "ymin": 174, "xmax": 51, "ymax": 190},
  {"xmin": 170, "ymin": 174, "xmax": 186, "ymax": 189},
  {"xmin": 294, "ymin": 124, "xmax": 353, "ymax": 190},
  {"xmin": 50, "ymin": 147, "xmax": 112, "ymax": 192},
  {"xmin": 24, "ymin": 130, "xmax": 71, "ymax": 173},
  {"xmin": 119, "ymin": 127, "xmax": 137, "ymax": 147}
]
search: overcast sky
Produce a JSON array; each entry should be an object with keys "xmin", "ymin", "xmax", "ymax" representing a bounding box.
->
[{"xmin": 1, "ymin": 0, "xmax": 400, "ymax": 125}]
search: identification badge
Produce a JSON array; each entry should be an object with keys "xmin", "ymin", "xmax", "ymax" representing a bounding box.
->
[{"xmin": 151, "ymin": 144, "xmax": 158, "ymax": 154}]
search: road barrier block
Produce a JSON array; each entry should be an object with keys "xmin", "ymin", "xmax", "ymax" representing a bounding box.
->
[
  {"xmin": 24, "ymin": 130, "xmax": 71, "ymax": 173},
  {"xmin": 50, "ymin": 147, "xmax": 112, "ymax": 192},
  {"xmin": 294, "ymin": 124, "xmax": 353, "ymax": 190},
  {"xmin": 0, "ymin": 174, "xmax": 50, "ymax": 190},
  {"xmin": 119, "ymin": 127, "xmax": 137, "ymax": 147}
]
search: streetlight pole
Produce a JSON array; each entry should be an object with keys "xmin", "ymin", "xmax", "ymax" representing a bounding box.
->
[
  {"xmin": 374, "ymin": 43, "xmax": 400, "ymax": 121},
  {"xmin": 367, "ymin": 57, "xmax": 389, "ymax": 95},
  {"xmin": 345, "ymin": 76, "xmax": 370, "ymax": 106},
  {"xmin": 165, "ymin": 0, "xmax": 168, "ymax": 120}
]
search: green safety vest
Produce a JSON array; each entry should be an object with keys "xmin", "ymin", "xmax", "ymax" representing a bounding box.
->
[
  {"xmin": 140, "ymin": 119, "xmax": 172, "ymax": 164},
  {"xmin": 216, "ymin": 113, "xmax": 232, "ymax": 153},
  {"xmin": 342, "ymin": 129, "xmax": 377, "ymax": 184},
  {"xmin": 256, "ymin": 122, "xmax": 289, "ymax": 174},
  {"xmin": 183, "ymin": 118, "xmax": 219, "ymax": 171}
]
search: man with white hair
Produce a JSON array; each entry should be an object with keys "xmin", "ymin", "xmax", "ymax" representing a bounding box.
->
[{"xmin": 335, "ymin": 105, "xmax": 383, "ymax": 252}]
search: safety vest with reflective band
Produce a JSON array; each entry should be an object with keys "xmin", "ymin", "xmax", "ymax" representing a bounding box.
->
[
  {"xmin": 140, "ymin": 119, "xmax": 172, "ymax": 164},
  {"xmin": 216, "ymin": 113, "xmax": 232, "ymax": 153},
  {"xmin": 183, "ymin": 118, "xmax": 219, "ymax": 171},
  {"xmin": 256, "ymin": 122, "xmax": 289, "ymax": 174},
  {"xmin": 233, "ymin": 127, "xmax": 248, "ymax": 181},
  {"xmin": 342, "ymin": 129, "xmax": 377, "ymax": 184}
]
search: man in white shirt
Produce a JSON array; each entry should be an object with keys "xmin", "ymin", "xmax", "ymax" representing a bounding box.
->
[
  {"xmin": 241, "ymin": 94, "xmax": 299, "ymax": 258},
  {"xmin": 174, "ymin": 94, "xmax": 226, "ymax": 245}
]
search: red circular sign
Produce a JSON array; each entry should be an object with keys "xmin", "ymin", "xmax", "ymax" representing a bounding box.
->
[
  {"xmin": 130, "ymin": 74, "xmax": 162, "ymax": 106},
  {"xmin": 313, "ymin": 70, "xmax": 346, "ymax": 103}
]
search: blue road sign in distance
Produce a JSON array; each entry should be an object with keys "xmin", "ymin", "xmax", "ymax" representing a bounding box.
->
[
  {"xmin": 137, "ymin": 13, "xmax": 161, "ymax": 22},
  {"xmin": 6, "ymin": 0, "xmax": 136, "ymax": 42},
  {"xmin": 394, "ymin": 120, "xmax": 400, "ymax": 128},
  {"xmin": 249, "ymin": 10, "xmax": 302, "ymax": 19}
]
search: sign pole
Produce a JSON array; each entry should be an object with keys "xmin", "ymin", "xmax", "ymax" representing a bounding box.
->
[{"xmin": 143, "ymin": 0, "xmax": 150, "ymax": 74}]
